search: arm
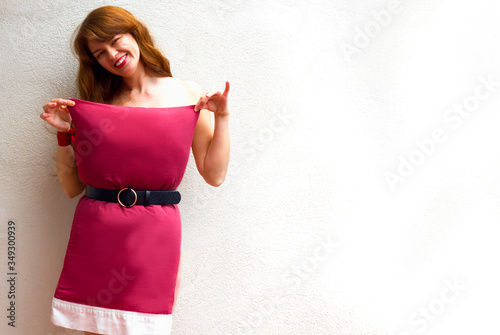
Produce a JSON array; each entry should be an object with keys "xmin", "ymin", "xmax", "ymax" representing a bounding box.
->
[
  {"xmin": 55, "ymin": 144, "xmax": 86, "ymax": 198},
  {"xmin": 41, "ymin": 98, "xmax": 85, "ymax": 198},
  {"xmin": 189, "ymin": 81, "xmax": 231, "ymax": 187}
]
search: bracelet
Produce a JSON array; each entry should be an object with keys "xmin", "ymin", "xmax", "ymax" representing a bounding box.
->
[{"xmin": 57, "ymin": 128, "xmax": 75, "ymax": 147}]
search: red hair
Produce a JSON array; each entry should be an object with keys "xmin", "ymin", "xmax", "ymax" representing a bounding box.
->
[{"xmin": 72, "ymin": 6, "xmax": 172, "ymax": 103}]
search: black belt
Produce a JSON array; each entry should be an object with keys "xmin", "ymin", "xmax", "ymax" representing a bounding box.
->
[{"xmin": 85, "ymin": 186, "xmax": 181, "ymax": 208}]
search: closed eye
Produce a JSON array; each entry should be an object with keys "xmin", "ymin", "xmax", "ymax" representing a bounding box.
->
[{"xmin": 94, "ymin": 36, "xmax": 120, "ymax": 59}]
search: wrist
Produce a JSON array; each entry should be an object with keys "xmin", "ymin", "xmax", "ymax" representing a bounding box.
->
[
  {"xmin": 215, "ymin": 110, "xmax": 230, "ymax": 120},
  {"xmin": 214, "ymin": 113, "xmax": 229, "ymax": 127},
  {"xmin": 57, "ymin": 128, "xmax": 75, "ymax": 147}
]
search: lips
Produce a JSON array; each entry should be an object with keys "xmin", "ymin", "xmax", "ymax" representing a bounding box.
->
[{"xmin": 114, "ymin": 54, "xmax": 128, "ymax": 69}]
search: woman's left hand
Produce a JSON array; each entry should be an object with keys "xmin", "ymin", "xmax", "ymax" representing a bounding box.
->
[{"xmin": 195, "ymin": 81, "xmax": 230, "ymax": 116}]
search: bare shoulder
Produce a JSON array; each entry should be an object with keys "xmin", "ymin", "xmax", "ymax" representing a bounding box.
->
[
  {"xmin": 155, "ymin": 77, "xmax": 204, "ymax": 106},
  {"xmin": 177, "ymin": 79, "xmax": 204, "ymax": 99},
  {"xmin": 179, "ymin": 79, "xmax": 203, "ymax": 92}
]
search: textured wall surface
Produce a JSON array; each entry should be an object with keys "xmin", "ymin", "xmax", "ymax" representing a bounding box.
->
[{"xmin": 1, "ymin": 0, "xmax": 500, "ymax": 334}]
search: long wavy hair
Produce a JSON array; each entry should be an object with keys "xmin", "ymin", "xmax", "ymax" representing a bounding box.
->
[{"xmin": 72, "ymin": 6, "xmax": 173, "ymax": 103}]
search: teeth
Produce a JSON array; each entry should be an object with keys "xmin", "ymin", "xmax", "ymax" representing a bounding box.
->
[{"xmin": 115, "ymin": 55, "xmax": 126, "ymax": 67}]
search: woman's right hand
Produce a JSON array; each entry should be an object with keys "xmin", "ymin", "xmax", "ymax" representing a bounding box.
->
[{"xmin": 40, "ymin": 98, "xmax": 75, "ymax": 132}]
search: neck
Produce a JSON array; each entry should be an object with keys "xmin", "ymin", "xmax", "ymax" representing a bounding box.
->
[{"xmin": 120, "ymin": 60, "xmax": 157, "ymax": 95}]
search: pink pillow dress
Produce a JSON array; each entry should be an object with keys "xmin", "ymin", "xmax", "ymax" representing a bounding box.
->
[{"xmin": 50, "ymin": 98, "xmax": 199, "ymax": 335}]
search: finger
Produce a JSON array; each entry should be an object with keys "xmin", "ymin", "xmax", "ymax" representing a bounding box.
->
[
  {"xmin": 200, "ymin": 92, "xmax": 212, "ymax": 107},
  {"xmin": 50, "ymin": 99, "xmax": 66, "ymax": 109},
  {"xmin": 43, "ymin": 102, "xmax": 58, "ymax": 112},
  {"xmin": 206, "ymin": 91, "xmax": 221, "ymax": 100},
  {"xmin": 44, "ymin": 103, "xmax": 62, "ymax": 115},
  {"xmin": 210, "ymin": 91, "xmax": 222, "ymax": 97},
  {"xmin": 199, "ymin": 99, "xmax": 208, "ymax": 111},
  {"xmin": 195, "ymin": 89, "xmax": 220, "ymax": 111},
  {"xmin": 222, "ymin": 81, "xmax": 230, "ymax": 97},
  {"xmin": 40, "ymin": 112, "xmax": 55, "ymax": 124},
  {"xmin": 50, "ymin": 98, "xmax": 75, "ymax": 107},
  {"xmin": 57, "ymin": 106, "xmax": 71, "ymax": 119},
  {"xmin": 44, "ymin": 102, "xmax": 70, "ymax": 122},
  {"xmin": 194, "ymin": 96, "xmax": 205, "ymax": 112}
]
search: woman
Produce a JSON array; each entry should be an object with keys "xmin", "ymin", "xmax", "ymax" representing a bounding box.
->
[{"xmin": 40, "ymin": 6, "xmax": 230, "ymax": 335}]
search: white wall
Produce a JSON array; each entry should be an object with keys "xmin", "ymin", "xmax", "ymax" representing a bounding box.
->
[{"xmin": 1, "ymin": 0, "xmax": 500, "ymax": 334}]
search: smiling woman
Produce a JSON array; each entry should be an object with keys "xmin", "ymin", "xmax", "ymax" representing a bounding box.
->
[
  {"xmin": 72, "ymin": 6, "xmax": 174, "ymax": 104},
  {"xmin": 89, "ymin": 34, "xmax": 138, "ymax": 71},
  {"xmin": 40, "ymin": 5, "xmax": 230, "ymax": 335}
]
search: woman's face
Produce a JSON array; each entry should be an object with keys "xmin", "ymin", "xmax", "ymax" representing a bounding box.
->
[{"xmin": 88, "ymin": 33, "xmax": 141, "ymax": 77}]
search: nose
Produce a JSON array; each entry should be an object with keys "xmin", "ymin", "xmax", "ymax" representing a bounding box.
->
[{"xmin": 108, "ymin": 47, "xmax": 119, "ymax": 61}]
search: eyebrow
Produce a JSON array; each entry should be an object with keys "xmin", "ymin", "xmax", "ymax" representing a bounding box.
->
[{"xmin": 91, "ymin": 35, "xmax": 121, "ymax": 55}]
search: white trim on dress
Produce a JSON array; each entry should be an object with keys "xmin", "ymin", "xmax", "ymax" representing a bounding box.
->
[{"xmin": 51, "ymin": 297, "xmax": 172, "ymax": 335}]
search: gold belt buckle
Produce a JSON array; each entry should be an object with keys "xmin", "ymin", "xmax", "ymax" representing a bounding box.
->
[{"xmin": 117, "ymin": 187, "xmax": 137, "ymax": 208}]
